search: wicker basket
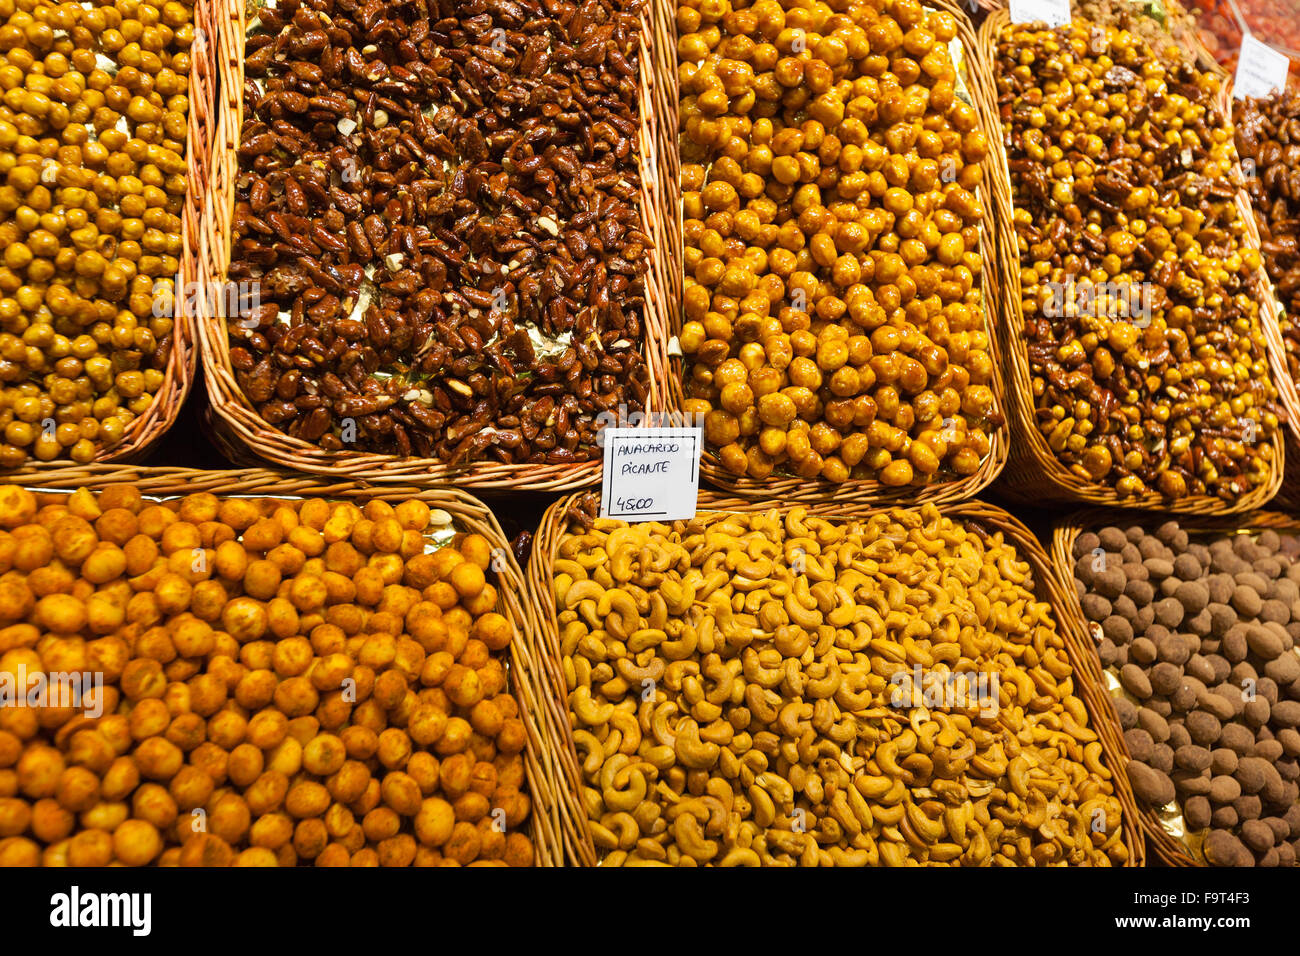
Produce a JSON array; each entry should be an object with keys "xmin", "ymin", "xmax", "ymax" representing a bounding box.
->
[
  {"xmin": 3, "ymin": 0, "xmax": 216, "ymax": 477},
  {"xmin": 12, "ymin": 465, "xmax": 567, "ymax": 866},
  {"xmin": 981, "ymin": 7, "xmax": 1287, "ymax": 515},
  {"xmin": 1225, "ymin": 80, "xmax": 1300, "ymax": 449},
  {"xmin": 654, "ymin": 0, "xmax": 1012, "ymax": 508},
  {"xmin": 1051, "ymin": 507, "xmax": 1300, "ymax": 866},
  {"xmin": 197, "ymin": 0, "xmax": 671, "ymax": 491},
  {"xmin": 524, "ymin": 491, "xmax": 1145, "ymax": 866}
]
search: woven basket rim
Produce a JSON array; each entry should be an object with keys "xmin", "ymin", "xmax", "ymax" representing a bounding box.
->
[
  {"xmin": 196, "ymin": 0, "xmax": 671, "ymax": 491},
  {"xmin": 980, "ymin": 7, "xmax": 1288, "ymax": 516},
  {"xmin": 524, "ymin": 489, "xmax": 1146, "ymax": 866}
]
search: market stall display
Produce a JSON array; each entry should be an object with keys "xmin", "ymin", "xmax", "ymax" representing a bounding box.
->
[
  {"xmin": 1057, "ymin": 511, "xmax": 1300, "ymax": 865},
  {"xmin": 662, "ymin": 0, "xmax": 1011, "ymax": 506},
  {"xmin": 525, "ymin": 492, "xmax": 1142, "ymax": 866},
  {"xmin": 0, "ymin": 468, "xmax": 560, "ymax": 865},
  {"xmin": 0, "ymin": 0, "xmax": 214, "ymax": 471},
  {"xmin": 199, "ymin": 0, "xmax": 670, "ymax": 489},
  {"xmin": 983, "ymin": 9, "xmax": 1289, "ymax": 512}
]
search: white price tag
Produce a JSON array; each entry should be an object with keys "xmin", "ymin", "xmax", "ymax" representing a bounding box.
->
[
  {"xmin": 600, "ymin": 427, "xmax": 702, "ymax": 522},
  {"xmin": 1009, "ymin": 0, "xmax": 1070, "ymax": 27},
  {"xmin": 1234, "ymin": 34, "xmax": 1289, "ymax": 100}
]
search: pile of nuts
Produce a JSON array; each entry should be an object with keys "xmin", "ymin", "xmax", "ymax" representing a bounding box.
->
[
  {"xmin": 1074, "ymin": 521, "xmax": 1300, "ymax": 866},
  {"xmin": 996, "ymin": 20, "xmax": 1280, "ymax": 502},
  {"xmin": 554, "ymin": 502, "xmax": 1129, "ymax": 865},
  {"xmin": 1235, "ymin": 92, "xmax": 1300, "ymax": 385},
  {"xmin": 227, "ymin": 0, "xmax": 649, "ymax": 465},
  {"xmin": 1073, "ymin": 0, "xmax": 1198, "ymax": 67},
  {"xmin": 0, "ymin": 484, "xmax": 533, "ymax": 866},
  {"xmin": 677, "ymin": 0, "xmax": 1000, "ymax": 487},
  {"xmin": 0, "ymin": 0, "xmax": 191, "ymax": 467}
]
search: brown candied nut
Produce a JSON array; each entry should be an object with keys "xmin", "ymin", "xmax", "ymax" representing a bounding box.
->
[{"xmin": 227, "ymin": 0, "xmax": 651, "ymax": 465}]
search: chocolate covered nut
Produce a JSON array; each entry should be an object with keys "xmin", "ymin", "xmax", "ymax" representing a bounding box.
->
[
  {"xmin": 1186, "ymin": 609, "xmax": 1213, "ymax": 638},
  {"xmin": 1211, "ymin": 748, "xmax": 1239, "ymax": 776},
  {"xmin": 1174, "ymin": 581, "xmax": 1209, "ymax": 616},
  {"xmin": 1120, "ymin": 663, "xmax": 1152, "ymax": 699},
  {"xmin": 1136, "ymin": 707, "xmax": 1169, "ymax": 742},
  {"xmin": 1075, "ymin": 532, "xmax": 1101, "ymax": 557},
  {"xmin": 1105, "ymin": 616, "xmax": 1135, "ymax": 646},
  {"xmin": 1242, "ymin": 697, "xmax": 1271, "ymax": 728},
  {"xmin": 1150, "ymin": 743, "xmax": 1175, "ymax": 774},
  {"xmin": 1173, "ymin": 554, "xmax": 1202, "ymax": 582},
  {"xmin": 1236, "ymin": 757, "xmax": 1271, "ymax": 795},
  {"xmin": 1241, "ymin": 819, "xmax": 1275, "ymax": 852},
  {"xmin": 1113, "ymin": 594, "xmax": 1138, "ymax": 620},
  {"xmin": 1081, "ymin": 594, "xmax": 1112, "ymax": 622},
  {"xmin": 1233, "ymin": 586, "xmax": 1264, "ymax": 619},
  {"xmin": 1113, "ymin": 695, "xmax": 1139, "ymax": 730},
  {"xmin": 1154, "ymin": 598, "xmax": 1184, "ymax": 629},
  {"xmin": 1128, "ymin": 760, "xmax": 1176, "ymax": 807},
  {"xmin": 1254, "ymin": 739, "xmax": 1285, "ymax": 763},
  {"xmin": 1172, "ymin": 769, "xmax": 1212, "ymax": 796},
  {"xmin": 1221, "ymin": 624, "xmax": 1248, "ymax": 663},
  {"xmin": 1186, "ymin": 711, "xmax": 1223, "ymax": 746},
  {"xmin": 1175, "ymin": 745, "xmax": 1213, "ymax": 773},
  {"xmin": 1167, "ymin": 722, "xmax": 1192, "ymax": 751},
  {"xmin": 1156, "ymin": 632, "xmax": 1193, "ymax": 666},
  {"xmin": 1273, "ymin": 701, "xmax": 1300, "ymax": 729},
  {"xmin": 1207, "ymin": 575, "xmax": 1235, "ymax": 605},
  {"xmin": 1124, "ymin": 728, "xmax": 1155, "ymax": 762},
  {"xmin": 1094, "ymin": 569, "xmax": 1125, "ymax": 600},
  {"xmin": 1204, "ymin": 830, "xmax": 1254, "ymax": 867},
  {"xmin": 1156, "ymin": 522, "xmax": 1189, "ymax": 551},
  {"xmin": 1232, "ymin": 795, "xmax": 1263, "ymax": 822},
  {"xmin": 1170, "ymin": 678, "xmax": 1200, "ymax": 714},
  {"xmin": 1220, "ymin": 723, "xmax": 1256, "ymax": 754},
  {"xmin": 1097, "ymin": 637, "xmax": 1119, "ymax": 667},
  {"xmin": 1138, "ymin": 537, "xmax": 1166, "ymax": 560},
  {"xmin": 1186, "ymin": 654, "xmax": 1217, "ymax": 684},
  {"xmin": 1206, "ymin": 654, "xmax": 1232, "ymax": 684},
  {"xmin": 1150, "ymin": 662, "xmax": 1182, "ymax": 696},
  {"xmin": 1210, "ymin": 775, "xmax": 1243, "ymax": 803},
  {"xmin": 1279, "ymin": 728, "xmax": 1300, "ymax": 757},
  {"xmin": 1130, "ymin": 636, "xmax": 1157, "ymax": 664},
  {"xmin": 1099, "ymin": 528, "xmax": 1128, "ymax": 553},
  {"xmin": 1145, "ymin": 558, "xmax": 1175, "ymax": 580},
  {"xmin": 1212, "ymin": 806, "xmax": 1240, "ymax": 829},
  {"xmin": 1125, "ymin": 579, "xmax": 1155, "ymax": 605},
  {"xmin": 1265, "ymin": 653, "xmax": 1300, "ymax": 685},
  {"xmin": 1261, "ymin": 600, "xmax": 1292, "ymax": 625},
  {"xmin": 1185, "ymin": 795, "xmax": 1212, "ymax": 830}
]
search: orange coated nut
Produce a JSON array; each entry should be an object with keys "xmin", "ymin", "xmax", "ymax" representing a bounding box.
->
[{"xmin": 0, "ymin": 484, "xmax": 533, "ymax": 867}]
